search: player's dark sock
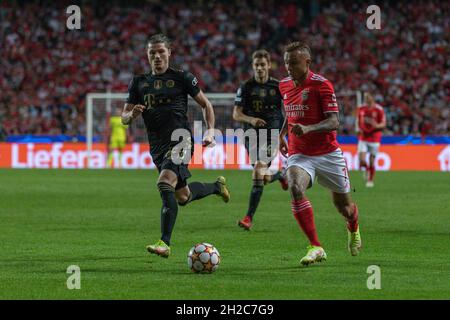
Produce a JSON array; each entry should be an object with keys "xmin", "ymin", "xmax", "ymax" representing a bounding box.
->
[
  {"xmin": 267, "ymin": 171, "xmax": 283, "ymax": 183},
  {"xmin": 157, "ymin": 182, "xmax": 178, "ymax": 246},
  {"xmin": 246, "ymin": 179, "xmax": 264, "ymax": 219},
  {"xmin": 185, "ymin": 182, "xmax": 220, "ymax": 203}
]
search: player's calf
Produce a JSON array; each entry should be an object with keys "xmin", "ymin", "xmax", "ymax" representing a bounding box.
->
[
  {"xmin": 288, "ymin": 184, "xmax": 307, "ymax": 201},
  {"xmin": 176, "ymin": 193, "xmax": 190, "ymax": 206},
  {"xmin": 335, "ymin": 202, "xmax": 359, "ymax": 230}
]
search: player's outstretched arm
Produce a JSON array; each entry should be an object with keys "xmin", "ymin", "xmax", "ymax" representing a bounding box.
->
[
  {"xmin": 193, "ymin": 91, "xmax": 215, "ymax": 146},
  {"xmin": 121, "ymin": 103, "xmax": 145, "ymax": 125}
]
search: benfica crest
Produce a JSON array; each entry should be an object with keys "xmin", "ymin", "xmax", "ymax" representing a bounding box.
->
[{"xmin": 301, "ymin": 89, "xmax": 309, "ymax": 101}]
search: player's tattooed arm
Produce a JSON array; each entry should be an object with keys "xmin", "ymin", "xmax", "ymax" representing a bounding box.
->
[
  {"xmin": 280, "ymin": 115, "xmax": 289, "ymax": 137},
  {"xmin": 290, "ymin": 112, "xmax": 339, "ymax": 136},
  {"xmin": 193, "ymin": 91, "xmax": 216, "ymax": 146},
  {"xmin": 121, "ymin": 103, "xmax": 145, "ymax": 125},
  {"xmin": 278, "ymin": 116, "xmax": 289, "ymax": 157},
  {"xmin": 232, "ymin": 106, "xmax": 266, "ymax": 127}
]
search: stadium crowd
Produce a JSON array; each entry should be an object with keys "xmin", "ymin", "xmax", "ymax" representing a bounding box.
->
[{"xmin": 0, "ymin": 0, "xmax": 448, "ymax": 140}]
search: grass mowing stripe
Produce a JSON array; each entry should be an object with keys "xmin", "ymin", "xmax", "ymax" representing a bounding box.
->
[{"xmin": 0, "ymin": 169, "xmax": 449, "ymax": 299}]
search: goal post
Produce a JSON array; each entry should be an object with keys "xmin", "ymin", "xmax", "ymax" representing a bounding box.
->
[{"xmin": 86, "ymin": 92, "xmax": 236, "ymax": 166}]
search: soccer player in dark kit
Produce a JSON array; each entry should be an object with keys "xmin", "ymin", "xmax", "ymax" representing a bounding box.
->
[
  {"xmin": 121, "ymin": 34, "xmax": 230, "ymax": 258},
  {"xmin": 233, "ymin": 50, "xmax": 288, "ymax": 231}
]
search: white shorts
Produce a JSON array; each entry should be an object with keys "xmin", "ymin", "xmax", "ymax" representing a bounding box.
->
[
  {"xmin": 287, "ymin": 148, "xmax": 351, "ymax": 194},
  {"xmin": 357, "ymin": 140, "xmax": 380, "ymax": 155}
]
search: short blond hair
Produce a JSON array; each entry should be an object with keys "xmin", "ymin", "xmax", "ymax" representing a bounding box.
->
[{"xmin": 284, "ymin": 42, "xmax": 311, "ymax": 57}]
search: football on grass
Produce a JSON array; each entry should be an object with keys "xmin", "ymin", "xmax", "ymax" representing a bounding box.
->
[{"xmin": 187, "ymin": 243, "xmax": 220, "ymax": 273}]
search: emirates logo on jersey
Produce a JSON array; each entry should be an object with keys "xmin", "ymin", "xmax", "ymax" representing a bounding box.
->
[
  {"xmin": 301, "ymin": 89, "xmax": 309, "ymax": 101},
  {"xmin": 285, "ymin": 104, "xmax": 309, "ymax": 118}
]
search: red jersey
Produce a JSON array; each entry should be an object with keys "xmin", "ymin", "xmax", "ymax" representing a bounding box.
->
[
  {"xmin": 357, "ymin": 104, "xmax": 385, "ymax": 143},
  {"xmin": 279, "ymin": 71, "xmax": 340, "ymax": 156}
]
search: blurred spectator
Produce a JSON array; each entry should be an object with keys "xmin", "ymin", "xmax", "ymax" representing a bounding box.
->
[{"xmin": 0, "ymin": 0, "xmax": 448, "ymax": 140}]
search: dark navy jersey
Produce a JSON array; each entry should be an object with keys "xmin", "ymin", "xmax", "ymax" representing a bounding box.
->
[
  {"xmin": 126, "ymin": 67, "xmax": 200, "ymax": 151},
  {"xmin": 234, "ymin": 77, "xmax": 284, "ymax": 130}
]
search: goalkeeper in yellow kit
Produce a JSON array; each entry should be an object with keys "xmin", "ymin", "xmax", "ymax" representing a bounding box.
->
[{"xmin": 107, "ymin": 107, "xmax": 128, "ymax": 168}]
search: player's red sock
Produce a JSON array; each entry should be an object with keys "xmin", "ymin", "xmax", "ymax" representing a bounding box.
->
[
  {"xmin": 369, "ymin": 165, "xmax": 375, "ymax": 181},
  {"xmin": 291, "ymin": 198, "xmax": 321, "ymax": 247},
  {"xmin": 346, "ymin": 203, "xmax": 359, "ymax": 232}
]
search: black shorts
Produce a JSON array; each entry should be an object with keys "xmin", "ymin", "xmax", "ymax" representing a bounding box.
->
[
  {"xmin": 244, "ymin": 129, "xmax": 278, "ymax": 167},
  {"xmin": 152, "ymin": 144, "xmax": 192, "ymax": 190}
]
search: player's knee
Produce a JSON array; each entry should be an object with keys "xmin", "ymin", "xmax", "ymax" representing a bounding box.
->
[
  {"xmin": 157, "ymin": 182, "xmax": 175, "ymax": 200},
  {"xmin": 253, "ymin": 162, "xmax": 267, "ymax": 177},
  {"xmin": 157, "ymin": 174, "xmax": 173, "ymax": 186},
  {"xmin": 176, "ymin": 192, "xmax": 191, "ymax": 206},
  {"xmin": 177, "ymin": 198, "xmax": 189, "ymax": 206},
  {"xmin": 289, "ymin": 184, "xmax": 306, "ymax": 201}
]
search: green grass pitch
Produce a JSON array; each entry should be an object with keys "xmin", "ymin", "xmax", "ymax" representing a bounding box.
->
[{"xmin": 0, "ymin": 169, "xmax": 449, "ymax": 299}]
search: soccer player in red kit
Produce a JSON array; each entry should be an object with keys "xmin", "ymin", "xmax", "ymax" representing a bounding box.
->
[
  {"xmin": 356, "ymin": 93, "xmax": 386, "ymax": 187},
  {"xmin": 278, "ymin": 42, "xmax": 361, "ymax": 265}
]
